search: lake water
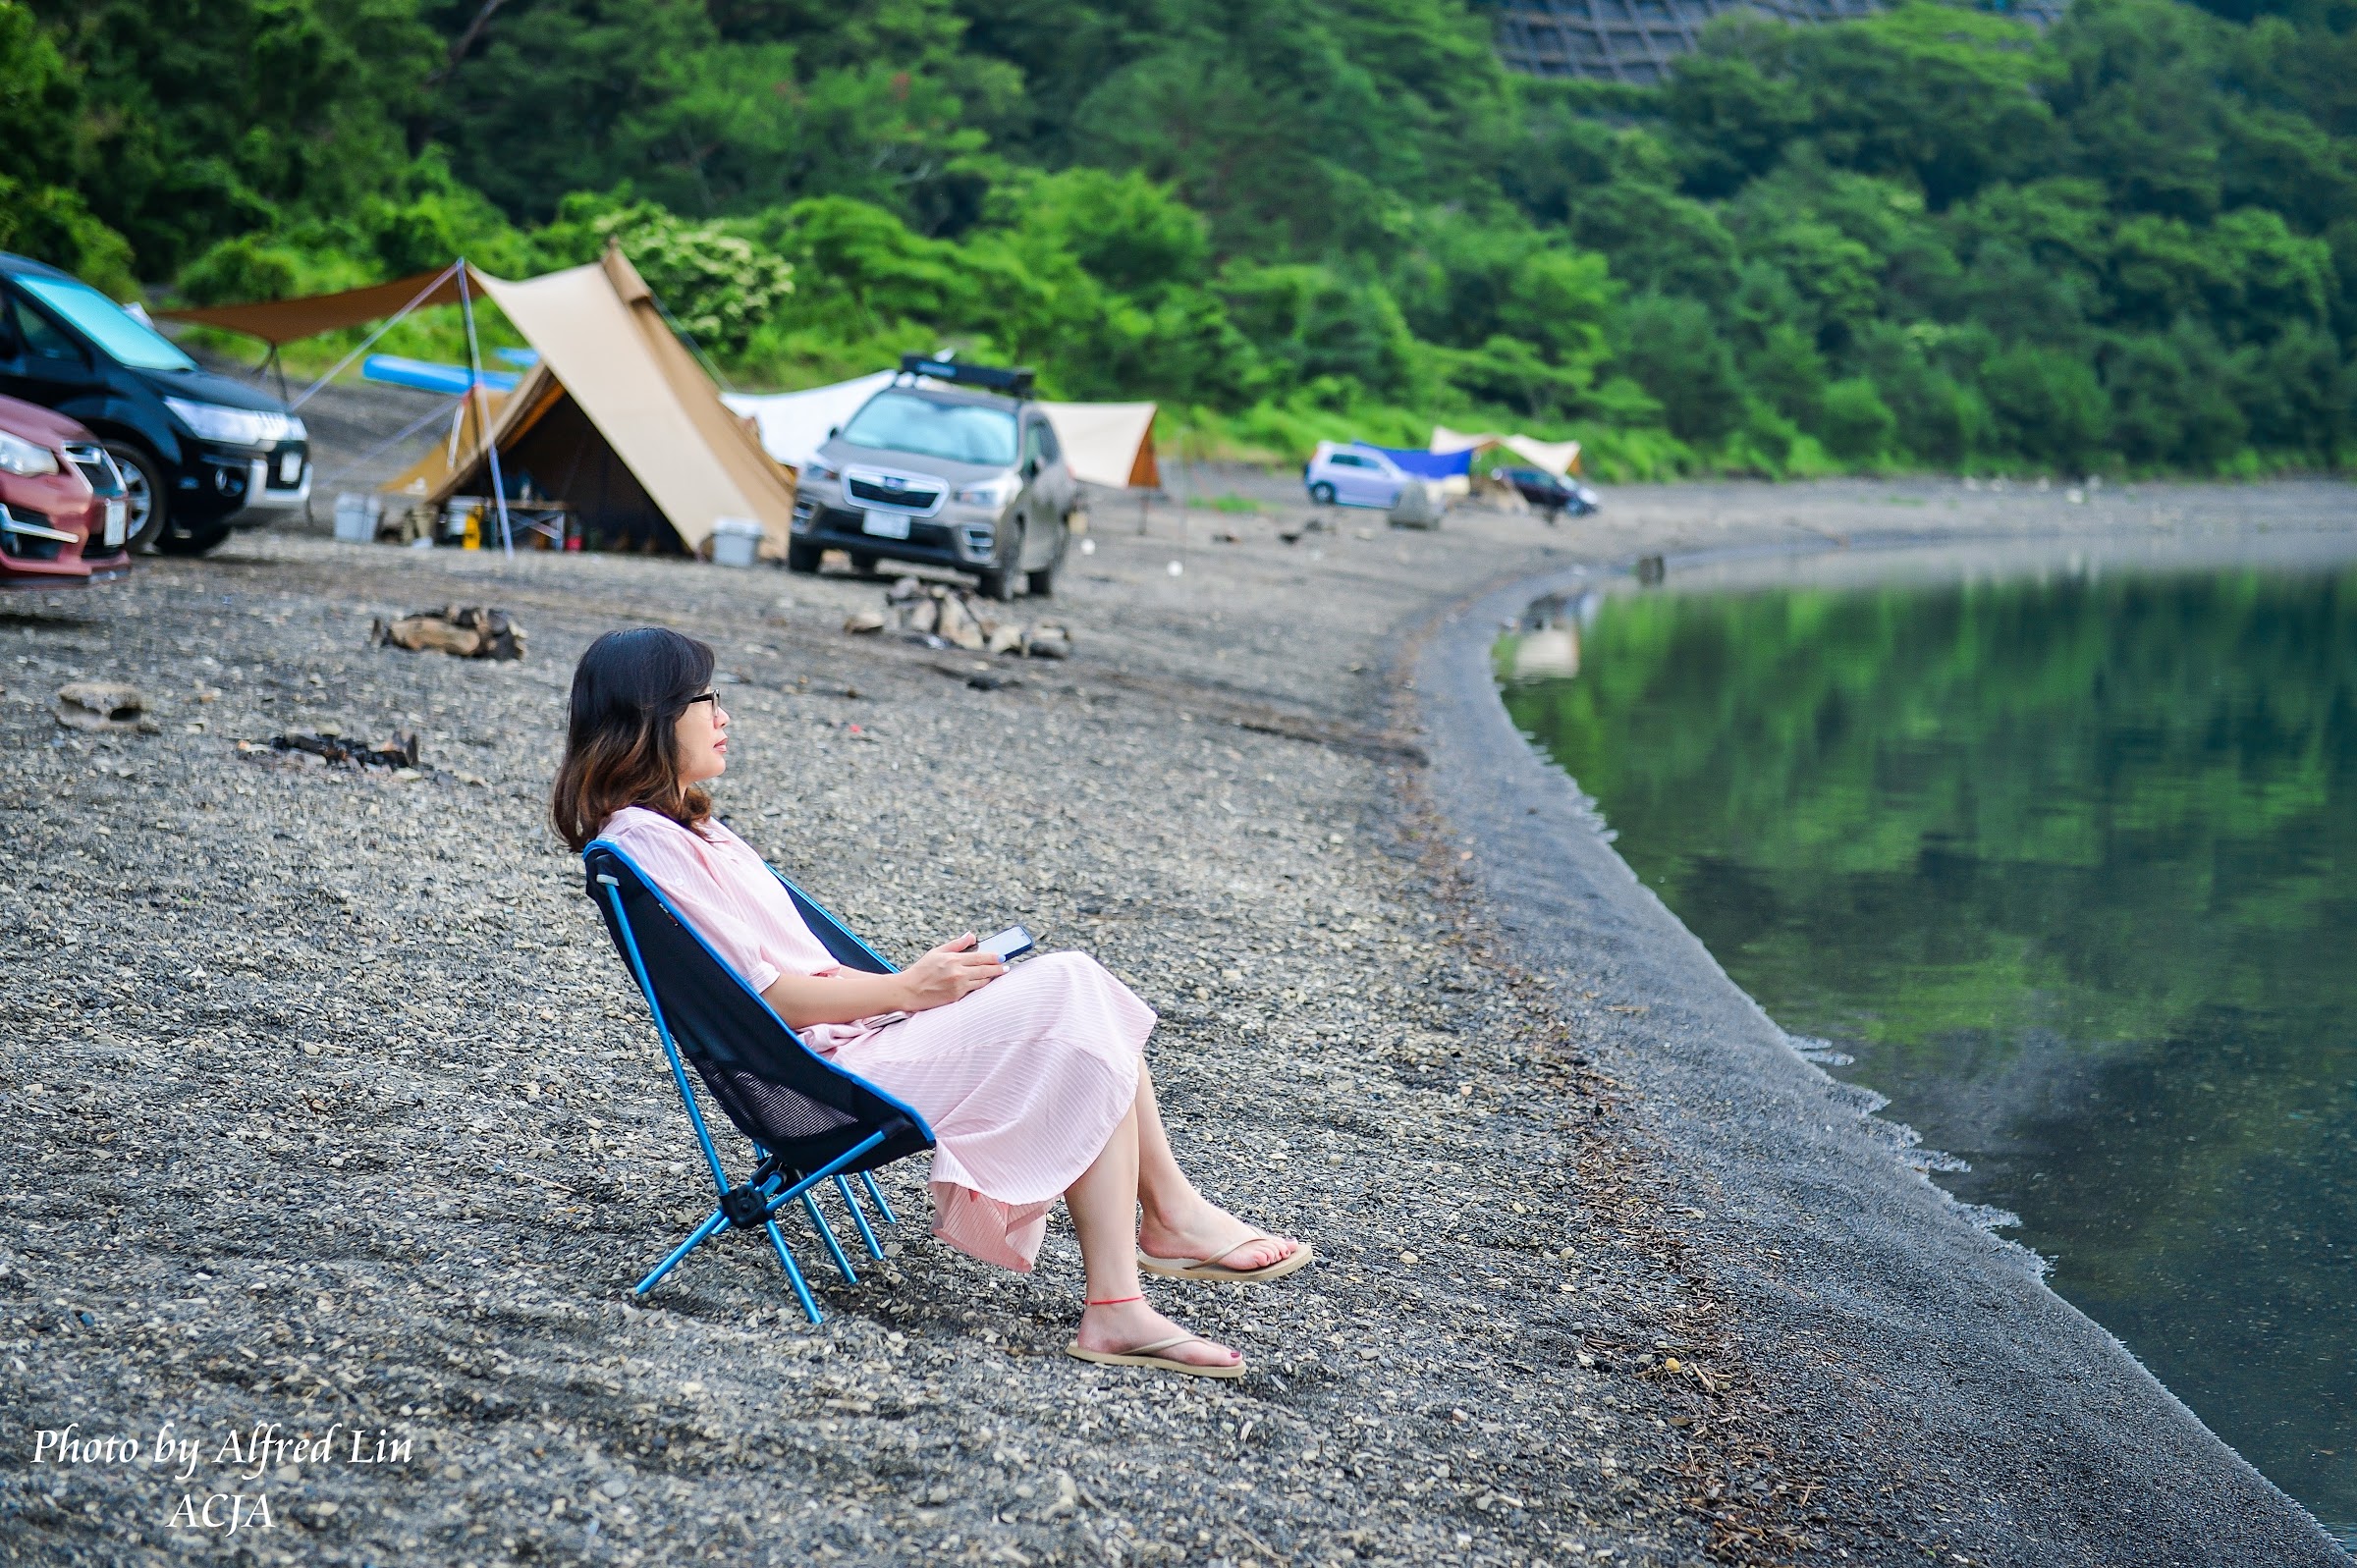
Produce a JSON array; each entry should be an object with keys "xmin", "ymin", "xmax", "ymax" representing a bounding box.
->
[{"xmin": 1499, "ymin": 536, "xmax": 2357, "ymax": 1541}]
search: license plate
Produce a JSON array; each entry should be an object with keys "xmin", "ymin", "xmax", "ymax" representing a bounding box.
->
[
  {"xmin": 103, "ymin": 499, "xmax": 127, "ymax": 548},
  {"xmin": 862, "ymin": 511, "xmax": 911, "ymax": 540},
  {"xmin": 278, "ymin": 451, "xmax": 301, "ymax": 485}
]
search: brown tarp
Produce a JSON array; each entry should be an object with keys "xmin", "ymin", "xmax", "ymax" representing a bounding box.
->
[{"xmin": 155, "ymin": 266, "xmax": 481, "ymax": 347}]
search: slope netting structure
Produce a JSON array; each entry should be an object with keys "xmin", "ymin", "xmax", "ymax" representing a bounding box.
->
[{"xmin": 1490, "ymin": 0, "xmax": 2065, "ymax": 83}]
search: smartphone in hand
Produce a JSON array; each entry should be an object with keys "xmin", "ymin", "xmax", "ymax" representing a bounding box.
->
[{"xmin": 978, "ymin": 925, "xmax": 1035, "ymax": 962}]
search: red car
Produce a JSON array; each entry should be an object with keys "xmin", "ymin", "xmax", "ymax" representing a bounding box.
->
[{"xmin": 0, "ymin": 393, "xmax": 130, "ymax": 587}]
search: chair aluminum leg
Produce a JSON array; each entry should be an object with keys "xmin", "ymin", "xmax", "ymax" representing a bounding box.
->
[
  {"xmin": 836, "ymin": 1174, "xmax": 885, "ymax": 1261},
  {"xmin": 859, "ymin": 1170, "xmax": 899, "ymax": 1225},
  {"xmin": 763, "ymin": 1217, "xmax": 824, "ymax": 1325},
  {"xmin": 802, "ymin": 1191, "xmax": 859, "ymax": 1283},
  {"xmin": 633, "ymin": 1131, "xmax": 890, "ymax": 1307},
  {"xmin": 636, "ymin": 1208, "xmax": 730, "ymax": 1297}
]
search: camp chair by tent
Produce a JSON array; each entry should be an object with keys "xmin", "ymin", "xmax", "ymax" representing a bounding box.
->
[{"xmin": 583, "ymin": 840, "xmax": 935, "ymax": 1324}]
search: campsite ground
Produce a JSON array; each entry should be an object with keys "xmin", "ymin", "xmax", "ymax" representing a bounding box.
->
[{"xmin": 2, "ymin": 461, "xmax": 2352, "ymax": 1566}]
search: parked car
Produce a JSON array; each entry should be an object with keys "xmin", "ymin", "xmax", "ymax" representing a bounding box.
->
[
  {"xmin": 0, "ymin": 252, "xmax": 309, "ymax": 556},
  {"xmin": 1489, "ymin": 463, "xmax": 1601, "ymax": 519},
  {"xmin": 0, "ymin": 393, "xmax": 132, "ymax": 588},
  {"xmin": 789, "ymin": 355, "xmax": 1074, "ymax": 600},
  {"xmin": 1303, "ymin": 442, "xmax": 1407, "ymax": 509}
]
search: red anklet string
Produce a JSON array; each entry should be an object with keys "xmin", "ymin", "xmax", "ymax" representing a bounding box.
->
[{"xmin": 1084, "ymin": 1294, "xmax": 1142, "ymax": 1307}]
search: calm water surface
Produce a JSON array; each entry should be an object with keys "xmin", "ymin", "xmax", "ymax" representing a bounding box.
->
[{"xmin": 1500, "ymin": 539, "xmax": 2357, "ymax": 1539}]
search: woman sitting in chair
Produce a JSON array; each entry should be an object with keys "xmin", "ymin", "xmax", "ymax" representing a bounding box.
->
[{"xmin": 553, "ymin": 627, "xmax": 1309, "ymax": 1378}]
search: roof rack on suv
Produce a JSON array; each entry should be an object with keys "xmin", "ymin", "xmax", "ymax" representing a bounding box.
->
[{"xmin": 898, "ymin": 353, "xmax": 1034, "ymax": 400}]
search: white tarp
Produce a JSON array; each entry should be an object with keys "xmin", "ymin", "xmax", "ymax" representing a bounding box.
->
[
  {"xmin": 1432, "ymin": 424, "xmax": 1582, "ymax": 479},
  {"xmin": 732, "ymin": 374, "xmax": 1160, "ymax": 489},
  {"xmin": 723, "ymin": 372, "xmax": 896, "ymax": 473}
]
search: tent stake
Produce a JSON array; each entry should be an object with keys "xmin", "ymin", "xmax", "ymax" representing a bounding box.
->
[{"xmin": 457, "ymin": 259, "xmax": 515, "ymax": 561}]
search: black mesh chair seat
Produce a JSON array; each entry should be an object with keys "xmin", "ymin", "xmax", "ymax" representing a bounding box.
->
[{"xmin": 582, "ymin": 838, "xmax": 935, "ymax": 1321}]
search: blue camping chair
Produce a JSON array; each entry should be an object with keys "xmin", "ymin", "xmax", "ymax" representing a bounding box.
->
[{"xmin": 582, "ymin": 839, "xmax": 935, "ymax": 1324}]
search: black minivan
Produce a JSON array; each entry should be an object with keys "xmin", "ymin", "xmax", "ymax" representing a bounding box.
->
[{"xmin": 0, "ymin": 252, "xmax": 309, "ymax": 555}]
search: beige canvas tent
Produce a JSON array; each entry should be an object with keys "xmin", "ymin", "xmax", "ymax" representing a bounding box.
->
[
  {"xmin": 378, "ymin": 360, "xmax": 703, "ymax": 551},
  {"xmin": 428, "ymin": 248, "xmax": 796, "ymax": 555},
  {"xmin": 173, "ymin": 249, "xmax": 796, "ymax": 557}
]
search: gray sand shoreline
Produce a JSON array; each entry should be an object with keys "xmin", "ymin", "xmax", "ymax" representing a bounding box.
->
[{"xmin": 0, "ymin": 473, "xmax": 2349, "ymax": 1565}]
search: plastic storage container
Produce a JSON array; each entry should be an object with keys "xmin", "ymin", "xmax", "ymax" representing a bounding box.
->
[
  {"xmin": 333, "ymin": 492, "xmax": 383, "ymax": 543},
  {"xmin": 710, "ymin": 515, "xmax": 764, "ymax": 568}
]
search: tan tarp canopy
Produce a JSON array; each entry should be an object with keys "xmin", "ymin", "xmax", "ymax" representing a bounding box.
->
[
  {"xmin": 157, "ymin": 267, "xmax": 478, "ymax": 347},
  {"xmin": 1431, "ymin": 425, "xmax": 1583, "ymax": 479},
  {"xmin": 376, "ymin": 248, "xmax": 795, "ymax": 556},
  {"xmin": 1036, "ymin": 401, "xmax": 1160, "ymax": 489}
]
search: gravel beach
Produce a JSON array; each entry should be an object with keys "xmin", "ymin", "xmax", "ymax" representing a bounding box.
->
[{"xmin": 3, "ymin": 469, "xmax": 2351, "ymax": 1566}]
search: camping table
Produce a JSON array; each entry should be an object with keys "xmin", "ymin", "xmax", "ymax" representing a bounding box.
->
[{"xmin": 508, "ymin": 502, "xmax": 574, "ymax": 549}]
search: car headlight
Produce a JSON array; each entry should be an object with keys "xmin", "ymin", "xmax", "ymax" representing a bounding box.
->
[
  {"xmin": 0, "ymin": 430, "xmax": 60, "ymax": 478},
  {"xmin": 163, "ymin": 399, "xmax": 303, "ymax": 447},
  {"xmin": 953, "ymin": 476, "xmax": 1018, "ymax": 508},
  {"xmin": 802, "ymin": 460, "xmax": 839, "ymax": 484}
]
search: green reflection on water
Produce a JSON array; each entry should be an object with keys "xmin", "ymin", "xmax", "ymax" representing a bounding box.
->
[{"xmin": 1501, "ymin": 558, "xmax": 2357, "ymax": 1536}]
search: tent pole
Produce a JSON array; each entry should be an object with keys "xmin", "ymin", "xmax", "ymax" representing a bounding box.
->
[{"xmin": 456, "ymin": 260, "xmax": 515, "ymax": 561}]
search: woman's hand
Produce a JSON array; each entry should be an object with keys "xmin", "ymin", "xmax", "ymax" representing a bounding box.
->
[
  {"xmin": 762, "ymin": 935, "xmax": 1002, "ymax": 1029},
  {"xmin": 894, "ymin": 933, "xmax": 1005, "ymax": 1012}
]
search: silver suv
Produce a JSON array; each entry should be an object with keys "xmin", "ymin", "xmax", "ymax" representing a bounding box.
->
[{"xmin": 787, "ymin": 357, "xmax": 1075, "ymax": 599}]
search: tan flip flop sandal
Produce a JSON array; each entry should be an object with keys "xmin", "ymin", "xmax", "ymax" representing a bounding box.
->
[
  {"xmin": 1138, "ymin": 1234, "xmax": 1315, "ymax": 1284},
  {"xmin": 1065, "ymin": 1333, "xmax": 1246, "ymax": 1379}
]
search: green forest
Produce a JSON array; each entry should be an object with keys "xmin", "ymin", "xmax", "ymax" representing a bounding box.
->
[{"xmin": 5, "ymin": 0, "xmax": 2355, "ymax": 477}]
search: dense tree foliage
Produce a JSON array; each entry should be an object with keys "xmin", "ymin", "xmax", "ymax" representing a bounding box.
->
[{"xmin": 8, "ymin": 0, "xmax": 2354, "ymax": 474}]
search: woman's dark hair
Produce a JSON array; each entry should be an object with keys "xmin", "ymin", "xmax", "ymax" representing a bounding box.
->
[{"xmin": 552, "ymin": 626, "xmax": 717, "ymax": 852}]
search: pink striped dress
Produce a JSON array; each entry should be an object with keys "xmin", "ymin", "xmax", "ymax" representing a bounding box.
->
[{"xmin": 599, "ymin": 806, "xmax": 1151, "ymax": 1271}]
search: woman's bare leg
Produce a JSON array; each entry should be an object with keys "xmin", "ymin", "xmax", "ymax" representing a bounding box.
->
[
  {"xmin": 1130, "ymin": 1061, "xmax": 1301, "ymax": 1273},
  {"xmin": 1131, "ymin": 1060, "xmax": 1192, "ymax": 1213},
  {"xmin": 1065, "ymin": 1100, "xmax": 1241, "ymax": 1369}
]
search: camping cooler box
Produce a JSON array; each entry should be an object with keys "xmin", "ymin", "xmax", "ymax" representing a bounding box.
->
[
  {"xmin": 334, "ymin": 492, "xmax": 383, "ymax": 543},
  {"xmin": 710, "ymin": 515, "xmax": 764, "ymax": 568}
]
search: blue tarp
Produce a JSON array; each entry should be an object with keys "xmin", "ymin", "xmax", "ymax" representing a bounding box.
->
[
  {"xmin": 1364, "ymin": 444, "xmax": 1471, "ymax": 479},
  {"xmin": 362, "ymin": 354, "xmax": 520, "ymax": 396}
]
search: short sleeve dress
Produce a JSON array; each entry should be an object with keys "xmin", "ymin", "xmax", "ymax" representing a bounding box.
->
[{"xmin": 599, "ymin": 806, "xmax": 1150, "ymax": 1271}]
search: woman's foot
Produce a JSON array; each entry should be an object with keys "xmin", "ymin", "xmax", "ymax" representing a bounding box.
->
[
  {"xmin": 1138, "ymin": 1200, "xmax": 1305, "ymax": 1276},
  {"xmin": 1070, "ymin": 1298, "xmax": 1242, "ymax": 1373}
]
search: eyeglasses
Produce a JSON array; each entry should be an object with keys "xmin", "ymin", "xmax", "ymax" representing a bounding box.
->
[{"xmin": 684, "ymin": 690, "xmax": 722, "ymax": 713}]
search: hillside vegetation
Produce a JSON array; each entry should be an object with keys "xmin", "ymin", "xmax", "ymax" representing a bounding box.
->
[{"xmin": 5, "ymin": 0, "xmax": 2354, "ymax": 477}]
